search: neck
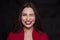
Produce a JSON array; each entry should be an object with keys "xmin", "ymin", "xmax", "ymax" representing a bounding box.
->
[{"xmin": 23, "ymin": 27, "xmax": 33, "ymax": 33}]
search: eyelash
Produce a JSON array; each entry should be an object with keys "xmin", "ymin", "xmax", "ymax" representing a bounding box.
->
[
  {"xmin": 22, "ymin": 14, "xmax": 26, "ymax": 16},
  {"xmin": 22, "ymin": 14, "xmax": 34, "ymax": 16}
]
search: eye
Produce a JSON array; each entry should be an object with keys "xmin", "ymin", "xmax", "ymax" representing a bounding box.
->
[
  {"xmin": 22, "ymin": 13, "xmax": 27, "ymax": 16},
  {"xmin": 30, "ymin": 14, "xmax": 34, "ymax": 16}
]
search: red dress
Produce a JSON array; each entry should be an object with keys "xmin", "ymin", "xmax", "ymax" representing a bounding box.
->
[{"xmin": 7, "ymin": 29, "xmax": 48, "ymax": 40}]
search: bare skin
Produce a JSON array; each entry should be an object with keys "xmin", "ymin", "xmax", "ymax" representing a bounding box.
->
[
  {"xmin": 21, "ymin": 7, "xmax": 35, "ymax": 40},
  {"xmin": 24, "ymin": 27, "xmax": 33, "ymax": 40}
]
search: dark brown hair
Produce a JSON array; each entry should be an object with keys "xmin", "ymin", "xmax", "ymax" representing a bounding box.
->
[{"xmin": 12, "ymin": 2, "xmax": 43, "ymax": 32}]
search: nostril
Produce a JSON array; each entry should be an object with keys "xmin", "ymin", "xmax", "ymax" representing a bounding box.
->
[
  {"xmin": 26, "ymin": 18, "xmax": 30, "ymax": 21},
  {"xmin": 27, "ymin": 18, "xmax": 30, "ymax": 20}
]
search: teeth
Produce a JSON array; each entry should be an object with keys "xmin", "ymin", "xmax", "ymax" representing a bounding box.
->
[
  {"xmin": 26, "ymin": 22, "xmax": 30, "ymax": 24},
  {"xmin": 25, "ymin": 22, "xmax": 31, "ymax": 25},
  {"xmin": 26, "ymin": 21, "xmax": 30, "ymax": 23}
]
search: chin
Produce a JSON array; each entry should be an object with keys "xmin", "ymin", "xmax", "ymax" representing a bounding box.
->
[{"xmin": 24, "ymin": 25, "xmax": 33, "ymax": 29}]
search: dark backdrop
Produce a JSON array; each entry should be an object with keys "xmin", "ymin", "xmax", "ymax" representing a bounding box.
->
[{"xmin": 0, "ymin": 0, "xmax": 60, "ymax": 40}]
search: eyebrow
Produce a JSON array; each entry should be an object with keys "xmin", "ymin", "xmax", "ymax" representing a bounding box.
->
[{"xmin": 22, "ymin": 12, "xmax": 34, "ymax": 14}]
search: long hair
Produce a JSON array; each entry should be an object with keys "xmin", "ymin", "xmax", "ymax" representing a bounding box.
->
[{"xmin": 12, "ymin": 2, "xmax": 43, "ymax": 32}]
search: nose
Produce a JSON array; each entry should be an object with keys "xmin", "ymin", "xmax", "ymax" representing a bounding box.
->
[{"xmin": 26, "ymin": 16, "xmax": 30, "ymax": 21}]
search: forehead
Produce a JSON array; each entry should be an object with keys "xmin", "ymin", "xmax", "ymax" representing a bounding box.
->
[{"xmin": 22, "ymin": 7, "xmax": 34, "ymax": 14}]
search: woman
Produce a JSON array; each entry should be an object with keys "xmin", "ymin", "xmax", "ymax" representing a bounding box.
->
[{"xmin": 7, "ymin": 2, "xmax": 48, "ymax": 40}]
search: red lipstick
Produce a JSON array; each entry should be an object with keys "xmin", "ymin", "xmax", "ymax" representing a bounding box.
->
[{"xmin": 25, "ymin": 21, "xmax": 32, "ymax": 25}]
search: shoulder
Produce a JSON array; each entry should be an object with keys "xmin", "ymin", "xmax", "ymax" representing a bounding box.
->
[
  {"xmin": 8, "ymin": 32, "xmax": 16, "ymax": 37},
  {"xmin": 7, "ymin": 32, "xmax": 16, "ymax": 40},
  {"xmin": 33, "ymin": 30, "xmax": 48, "ymax": 40},
  {"xmin": 7, "ymin": 29, "xmax": 24, "ymax": 40},
  {"xmin": 39, "ymin": 32, "xmax": 48, "ymax": 40},
  {"xmin": 7, "ymin": 30, "xmax": 24, "ymax": 40},
  {"xmin": 40, "ymin": 32, "xmax": 48, "ymax": 37}
]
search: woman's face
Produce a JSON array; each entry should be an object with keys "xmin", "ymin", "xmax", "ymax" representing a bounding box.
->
[{"xmin": 21, "ymin": 7, "xmax": 35, "ymax": 29}]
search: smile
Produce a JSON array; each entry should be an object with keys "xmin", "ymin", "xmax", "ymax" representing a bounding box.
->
[{"xmin": 25, "ymin": 21, "xmax": 32, "ymax": 25}]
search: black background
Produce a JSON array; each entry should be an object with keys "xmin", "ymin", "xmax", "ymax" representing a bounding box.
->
[{"xmin": 0, "ymin": 0, "xmax": 60, "ymax": 40}]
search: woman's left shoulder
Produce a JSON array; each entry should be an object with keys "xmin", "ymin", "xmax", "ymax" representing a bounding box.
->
[
  {"xmin": 33, "ymin": 30, "xmax": 48, "ymax": 40},
  {"xmin": 40, "ymin": 32, "xmax": 48, "ymax": 37},
  {"xmin": 39, "ymin": 32, "xmax": 48, "ymax": 40}
]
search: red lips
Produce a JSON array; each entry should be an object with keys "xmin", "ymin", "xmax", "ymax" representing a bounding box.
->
[{"xmin": 25, "ymin": 21, "xmax": 32, "ymax": 25}]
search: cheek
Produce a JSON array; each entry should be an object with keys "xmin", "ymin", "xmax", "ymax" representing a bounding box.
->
[
  {"xmin": 21, "ymin": 17, "xmax": 26, "ymax": 22},
  {"xmin": 31, "ymin": 17, "xmax": 35, "ymax": 22}
]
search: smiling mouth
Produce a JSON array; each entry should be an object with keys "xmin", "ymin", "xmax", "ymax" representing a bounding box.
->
[{"xmin": 25, "ymin": 21, "xmax": 32, "ymax": 25}]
